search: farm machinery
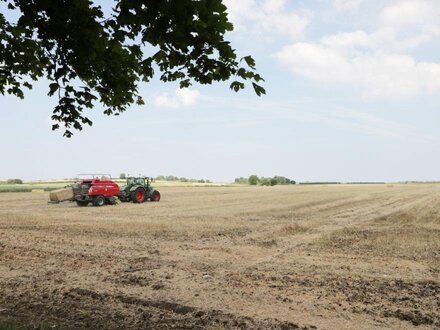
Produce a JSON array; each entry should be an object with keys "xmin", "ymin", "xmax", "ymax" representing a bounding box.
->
[
  {"xmin": 71, "ymin": 175, "xmax": 120, "ymax": 206},
  {"xmin": 49, "ymin": 175, "xmax": 160, "ymax": 206},
  {"xmin": 118, "ymin": 176, "xmax": 161, "ymax": 203}
]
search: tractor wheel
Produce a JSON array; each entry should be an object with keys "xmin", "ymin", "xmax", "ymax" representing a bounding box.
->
[
  {"xmin": 92, "ymin": 195, "xmax": 105, "ymax": 207},
  {"xmin": 151, "ymin": 190, "xmax": 161, "ymax": 202},
  {"xmin": 118, "ymin": 191, "xmax": 129, "ymax": 202},
  {"xmin": 131, "ymin": 188, "xmax": 146, "ymax": 203},
  {"xmin": 76, "ymin": 200, "xmax": 88, "ymax": 207},
  {"xmin": 106, "ymin": 196, "xmax": 117, "ymax": 205}
]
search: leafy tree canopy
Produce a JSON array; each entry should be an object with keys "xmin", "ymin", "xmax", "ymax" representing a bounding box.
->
[
  {"xmin": 248, "ymin": 175, "xmax": 259, "ymax": 185},
  {"xmin": 0, "ymin": 0, "xmax": 265, "ymax": 137},
  {"xmin": 244, "ymin": 175, "xmax": 295, "ymax": 186}
]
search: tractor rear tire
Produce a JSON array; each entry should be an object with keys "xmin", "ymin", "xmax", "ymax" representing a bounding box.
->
[
  {"xmin": 131, "ymin": 188, "xmax": 146, "ymax": 203},
  {"xmin": 106, "ymin": 196, "xmax": 117, "ymax": 205},
  {"xmin": 151, "ymin": 190, "xmax": 161, "ymax": 202},
  {"xmin": 76, "ymin": 201, "xmax": 88, "ymax": 207},
  {"xmin": 93, "ymin": 195, "xmax": 105, "ymax": 207}
]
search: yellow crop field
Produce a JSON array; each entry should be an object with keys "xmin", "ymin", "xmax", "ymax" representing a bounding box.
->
[{"xmin": 0, "ymin": 184, "xmax": 439, "ymax": 329}]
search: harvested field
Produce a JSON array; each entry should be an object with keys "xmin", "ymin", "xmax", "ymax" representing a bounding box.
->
[{"xmin": 0, "ymin": 184, "xmax": 439, "ymax": 329}]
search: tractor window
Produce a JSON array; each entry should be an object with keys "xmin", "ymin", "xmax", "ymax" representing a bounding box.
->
[
  {"xmin": 135, "ymin": 178, "xmax": 145, "ymax": 185},
  {"xmin": 127, "ymin": 178, "xmax": 135, "ymax": 185}
]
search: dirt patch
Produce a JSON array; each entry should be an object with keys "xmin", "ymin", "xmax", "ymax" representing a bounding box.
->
[
  {"xmin": 319, "ymin": 225, "xmax": 440, "ymax": 262},
  {"xmin": 0, "ymin": 287, "xmax": 314, "ymax": 329},
  {"xmin": 0, "ymin": 185, "xmax": 439, "ymax": 329}
]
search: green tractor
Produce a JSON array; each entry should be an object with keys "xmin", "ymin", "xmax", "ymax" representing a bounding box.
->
[{"xmin": 118, "ymin": 177, "xmax": 161, "ymax": 203}]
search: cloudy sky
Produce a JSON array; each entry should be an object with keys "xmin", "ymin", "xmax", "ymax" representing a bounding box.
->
[{"xmin": 1, "ymin": 0, "xmax": 440, "ymax": 182}]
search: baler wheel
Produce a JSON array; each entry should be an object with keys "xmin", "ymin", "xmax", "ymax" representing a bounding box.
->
[
  {"xmin": 151, "ymin": 190, "xmax": 161, "ymax": 202},
  {"xmin": 131, "ymin": 188, "xmax": 146, "ymax": 203},
  {"xmin": 93, "ymin": 195, "xmax": 105, "ymax": 207}
]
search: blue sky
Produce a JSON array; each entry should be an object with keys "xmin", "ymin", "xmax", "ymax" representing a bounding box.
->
[{"xmin": 1, "ymin": 0, "xmax": 440, "ymax": 182}]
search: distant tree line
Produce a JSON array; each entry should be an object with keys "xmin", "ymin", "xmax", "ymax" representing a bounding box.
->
[
  {"xmin": 119, "ymin": 174, "xmax": 212, "ymax": 183},
  {"xmin": 155, "ymin": 175, "xmax": 212, "ymax": 183},
  {"xmin": 6, "ymin": 179, "xmax": 23, "ymax": 184},
  {"xmin": 235, "ymin": 175, "xmax": 296, "ymax": 186}
]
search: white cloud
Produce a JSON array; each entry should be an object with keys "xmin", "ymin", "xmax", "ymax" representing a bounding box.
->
[
  {"xmin": 273, "ymin": 0, "xmax": 440, "ymax": 99},
  {"xmin": 379, "ymin": 0, "xmax": 436, "ymax": 28},
  {"xmin": 223, "ymin": 0, "xmax": 311, "ymax": 39},
  {"xmin": 175, "ymin": 88, "xmax": 200, "ymax": 106},
  {"xmin": 275, "ymin": 43, "xmax": 440, "ymax": 99},
  {"xmin": 320, "ymin": 31, "xmax": 369, "ymax": 51},
  {"xmin": 376, "ymin": 0, "xmax": 440, "ymax": 50},
  {"xmin": 154, "ymin": 88, "xmax": 200, "ymax": 108},
  {"xmin": 333, "ymin": 0, "xmax": 362, "ymax": 11}
]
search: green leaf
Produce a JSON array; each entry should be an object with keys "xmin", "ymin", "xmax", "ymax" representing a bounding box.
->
[
  {"xmin": 230, "ymin": 81, "xmax": 245, "ymax": 92},
  {"xmin": 237, "ymin": 68, "xmax": 246, "ymax": 79},
  {"xmin": 253, "ymin": 74, "xmax": 265, "ymax": 82},
  {"xmin": 23, "ymin": 82, "xmax": 33, "ymax": 90},
  {"xmin": 48, "ymin": 83, "xmax": 59, "ymax": 96},
  {"xmin": 252, "ymin": 83, "xmax": 266, "ymax": 97},
  {"xmin": 243, "ymin": 56, "xmax": 256, "ymax": 69}
]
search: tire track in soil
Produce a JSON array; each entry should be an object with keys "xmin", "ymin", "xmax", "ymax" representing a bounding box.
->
[
  {"xmin": 226, "ymin": 271, "xmax": 440, "ymax": 327},
  {"xmin": 231, "ymin": 190, "xmax": 435, "ymax": 270}
]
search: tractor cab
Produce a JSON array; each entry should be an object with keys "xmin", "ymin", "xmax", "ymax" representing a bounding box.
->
[
  {"xmin": 126, "ymin": 177, "xmax": 152, "ymax": 186},
  {"xmin": 135, "ymin": 177, "xmax": 146, "ymax": 185}
]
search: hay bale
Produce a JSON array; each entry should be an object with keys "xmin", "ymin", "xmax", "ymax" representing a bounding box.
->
[{"xmin": 49, "ymin": 187, "xmax": 74, "ymax": 202}]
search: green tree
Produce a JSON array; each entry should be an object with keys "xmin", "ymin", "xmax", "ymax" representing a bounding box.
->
[
  {"xmin": 234, "ymin": 177, "xmax": 248, "ymax": 184},
  {"xmin": 0, "ymin": 0, "xmax": 265, "ymax": 137},
  {"xmin": 119, "ymin": 173, "xmax": 126, "ymax": 179},
  {"xmin": 7, "ymin": 178, "xmax": 23, "ymax": 184},
  {"xmin": 248, "ymin": 175, "xmax": 259, "ymax": 185},
  {"xmin": 260, "ymin": 178, "xmax": 270, "ymax": 186},
  {"xmin": 272, "ymin": 176, "xmax": 295, "ymax": 185}
]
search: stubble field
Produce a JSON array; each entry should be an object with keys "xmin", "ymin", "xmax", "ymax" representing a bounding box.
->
[{"xmin": 0, "ymin": 184, "xmax": 439, "ymax": 329}]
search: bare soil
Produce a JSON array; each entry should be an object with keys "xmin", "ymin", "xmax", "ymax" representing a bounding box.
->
[{"xmin": 0, "ymin": 184, "xmax": 439, "ymax": 329}]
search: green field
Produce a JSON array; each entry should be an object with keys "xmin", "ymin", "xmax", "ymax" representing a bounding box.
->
[{"xmin": 0, "ymin": 181, "xmax": 73, "ymax": 193}]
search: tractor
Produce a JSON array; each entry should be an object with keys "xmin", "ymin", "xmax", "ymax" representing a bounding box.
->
[
  {"xmin": 71, "ymin": 174, "xmax": 120, "ymax": 207},
  {"xmin": 118, "ymin": 176, "xmax": 161, "ymax": 203}
]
